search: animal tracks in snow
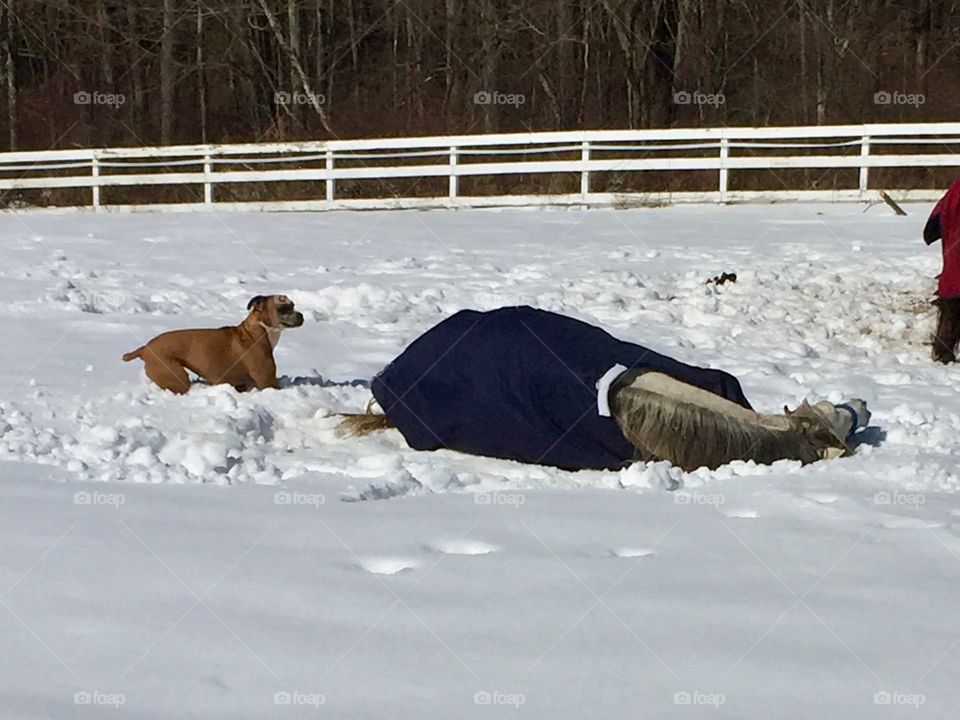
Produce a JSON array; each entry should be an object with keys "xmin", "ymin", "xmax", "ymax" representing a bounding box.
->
[
  {"xmin": 430, "ymin": 539, "xmax": 499, "ymax": 556},
  {"xmin": 357, "ymin": 556, "xmax": 420, "ymax": 575},
  {"xmin": 360, "ymin": 540, "xmax": 663, "ymax": 575},
  {"xmin": 609, "ymin": 547, "xmax": 656, "ymax": 559},
  {"xmin": 878, "ymin": 517, "xmax": 945, "ymax": 530},
  {"xmin": 358, "ymin": 539, "xmax": 498, "ymax": 575},
  {"xmin": 802, "ymin": 492, "xmax": 839, "ymax": 504},
  {"xmin": 719, "ymin": 507, "xmax": 761, "ymax": 519}
]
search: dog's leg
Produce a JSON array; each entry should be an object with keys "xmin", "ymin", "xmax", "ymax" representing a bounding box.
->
[
  {"xmin": 250, "ymin": 374, "xmax": 280, "ymax": 391},
  {"xmin": 247, "ymin": 359, "xmax": 280, "ymax": 391},
  {"xmin": 143, "ymin": 354, "xmax": 191, "ymax": 394}
]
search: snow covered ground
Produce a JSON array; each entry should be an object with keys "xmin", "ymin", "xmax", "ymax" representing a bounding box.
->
[{"xmin": 1, "ymin": 203, "xmax": 959, "ymax": 718}]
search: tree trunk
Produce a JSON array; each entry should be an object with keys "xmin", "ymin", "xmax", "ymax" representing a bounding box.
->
[
  {"xmin": 578, "ymin": 7, "xmax": 590, "ymax": 127},
  {"xmin": 127, "ymin": 3, "xmax": 144, "ymax": 129},
  {"xmin": 4, "ymin": 2, "xmax": 15, "ymax": 150},
  {"xmin": 160, "ymin": 0, "xmax": 175, "ymax": 144},
  {"xmin": 444, "ymin": 0, "xmax": 460, "ymax": 128},
  {"xmin": 816, "ymin": 50, "xmax": 826, "ymax": 125},
  {"xmin": 477, "ymin": 0, "xmax": 498, "ymax": 133},
  {"xmin": 288, "ymin": 0, "xmax": 301, "ymax": 127},
  {"xmin": 196, "ymin": 2, "xmax": 206, "ymax": 144},
  {"xmin": 554, "ymin": 0, "xmax": 573, "ymax": 128},
  {"xmin": 799, "ymin": 5, "xmax": 807, "ymax": 122}
]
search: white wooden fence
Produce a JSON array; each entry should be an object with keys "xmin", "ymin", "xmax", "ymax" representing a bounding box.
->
[{"xmin": 1, "ymin": 122, "xmax": 958, "ymax": 212}]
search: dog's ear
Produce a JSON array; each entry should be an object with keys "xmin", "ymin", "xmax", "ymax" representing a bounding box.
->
[{"xmin": 247, "ymin": 295, "xmax": 269, "ymax": 312}]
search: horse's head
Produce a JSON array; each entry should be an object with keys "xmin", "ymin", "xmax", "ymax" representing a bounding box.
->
[{"xmin": 786, "ymin": 399, "xmax": 871, "ymax": 459}]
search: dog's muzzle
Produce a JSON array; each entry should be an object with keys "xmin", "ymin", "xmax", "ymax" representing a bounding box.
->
[{"xmin": 281, "ymin": 311, "xmax": 305, "ymax": 328}]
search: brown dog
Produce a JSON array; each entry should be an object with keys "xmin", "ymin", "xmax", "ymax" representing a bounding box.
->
[{"xmin": 122, "ymin": 295, "xmax": 304, "ymax": 394}]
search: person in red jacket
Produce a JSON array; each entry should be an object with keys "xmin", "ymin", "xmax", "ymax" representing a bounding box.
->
[{"xmin": 924, "ymin": 178, "xmax": 960, "ymax": 363}]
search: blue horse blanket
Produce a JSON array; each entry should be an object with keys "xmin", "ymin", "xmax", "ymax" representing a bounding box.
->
[{"xmin": 371, "ymin": 306, "xmax": 751, "ymax": 470}]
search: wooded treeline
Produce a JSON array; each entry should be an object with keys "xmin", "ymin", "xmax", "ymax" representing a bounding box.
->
[{"xmin": 0, "ymin": 0, "xmax": 957, "ymax": 150}]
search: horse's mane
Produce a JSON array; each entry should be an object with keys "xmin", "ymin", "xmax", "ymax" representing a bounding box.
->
[{"xmin": 610, "ymin": 372, "xmax": 851, "ymax": 471}]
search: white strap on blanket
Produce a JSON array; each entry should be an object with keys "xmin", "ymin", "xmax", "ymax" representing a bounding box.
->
[{"xmin": 596, "ymin": 363, "xmax": 627, "ymax": 417}]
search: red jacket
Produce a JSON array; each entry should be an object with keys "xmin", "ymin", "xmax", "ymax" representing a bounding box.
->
[{"xmin": 925, "ymin": 179, "xmax": 960, "ymax": 299}]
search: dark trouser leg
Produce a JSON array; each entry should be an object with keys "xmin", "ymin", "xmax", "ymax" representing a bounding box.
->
[{"xmin": 933, "ymin": 297, "xmax": 960, "ymax": 363}]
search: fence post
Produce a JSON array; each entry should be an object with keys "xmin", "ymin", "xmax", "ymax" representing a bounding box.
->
[
  {"xmin": 580, "ymin": 140, "xmax": 590, "ymax": 203},
  {"xmin": 718, "ymin": 136, "xmax": 729, "ymax": 203},
  {"xmin": 325, "ymin": 148, "xmax": 335, "ymax": 203},
  {"xmin": 91, "ymin": 153, "xmax": 100, "ymax": 212},
  {"xmin": 859, "ymin": 135, "xmax": 870, "ymax": 199},
  {"xmin": 203, "ymin": 153, "xmax": 213, "ymax": 207},
  {"xmin": 449, "ymin": 146, "xmax": 458, "ymax": 204}
]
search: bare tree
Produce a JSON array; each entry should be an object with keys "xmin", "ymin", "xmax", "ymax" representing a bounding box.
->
[
  {"xmin": 0, "ymin": 0, "xmax": 953, "ymax": 152},
  {"xmin": 256, "ymin": 0, "xmax": 333, "ymax": 133}
]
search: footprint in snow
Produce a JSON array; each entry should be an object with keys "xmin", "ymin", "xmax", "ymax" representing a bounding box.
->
[
  {"xmin": 358, "ymin": 557, "xmax": 419, "ymax": 575},
  {"xmin": 610, "ymin": 547, "xmax": 655, "ymax": 559},
  {"xmin": 721, "ymin": 508, "xmax": 760, "ymax": 519},
  {"xmin": 431, "ymin": 539, "xmax": 498, "ymax": 556},
  {"xmin": 803, "ymin": 492, "xmax": 839, "ymax": 504},
  {"xmin": 879, "ymin": 517, "xmax": 944, "ymax": 530}
]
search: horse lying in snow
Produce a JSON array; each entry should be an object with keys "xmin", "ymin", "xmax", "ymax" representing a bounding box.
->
[{"xmin": 339, "ymin": 306, "xmax": 870, "ymax": 472}]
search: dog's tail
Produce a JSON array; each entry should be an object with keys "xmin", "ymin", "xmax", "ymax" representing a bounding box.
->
[{"xmin": 122, "ymin": 346, "xmax": 145, "ymax": 362}]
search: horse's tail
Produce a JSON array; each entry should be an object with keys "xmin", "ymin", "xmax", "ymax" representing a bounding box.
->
[
  {"xmin": 122, "ymin": 346, "xmax": 145, "ymax": 362},
  {"xmin": 337, "ymin": 413, "xmax": 393, "ymax": 436},
  {"xmin": 337, "ymin": 400, "xmax": 394, "ymax": 437}
]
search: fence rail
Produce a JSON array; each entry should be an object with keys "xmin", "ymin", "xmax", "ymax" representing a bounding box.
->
[{"xmin": 1, "ymin": 123, "xmax": 959, "ymax": 212}]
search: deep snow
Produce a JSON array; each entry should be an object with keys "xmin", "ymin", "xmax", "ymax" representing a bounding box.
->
[{"xmin": 1, "ymin": 204, "xmax": 959, "ymax": 718}]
